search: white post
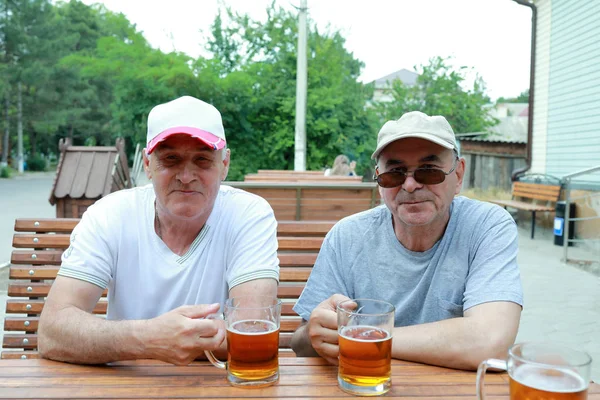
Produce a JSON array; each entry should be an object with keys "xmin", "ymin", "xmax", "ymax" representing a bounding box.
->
[
  {"xmin": 17, "ymin": 81, "xmax": 23, "ymax": 174},
  {"xmin": 294, "ymin": 0, "xmax": 308, "ymax": 171}
]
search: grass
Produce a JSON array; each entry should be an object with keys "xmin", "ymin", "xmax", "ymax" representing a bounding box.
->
[{"xmin": 461, "ymin": 187, "xmax": 511, "ymax": 202}]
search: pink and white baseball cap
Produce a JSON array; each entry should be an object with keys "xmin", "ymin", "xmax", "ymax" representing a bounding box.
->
[{"xmin": 146, "ymin": 96, "xmax": 226, "ymax": 154}]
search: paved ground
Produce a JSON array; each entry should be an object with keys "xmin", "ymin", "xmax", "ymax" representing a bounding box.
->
[
  {"xmin": 0, "ymin": 172, "xmax": 56, "ymax": 268},
  {"xmin": 0, "ymin": 173, "xmax": 598, "ymax": 381}
]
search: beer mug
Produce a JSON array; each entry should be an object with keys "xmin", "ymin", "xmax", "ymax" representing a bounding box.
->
[
  {"xmin": 477, "ymin": 342, "xmax": 592, "ymax": 399},
  {"xmin": 205, "ymin": 296, "xmax": 281, "ymax": 387},
  {"xmin": 337, "ymin": 299, "xmax": 395, "ymax": 396}
]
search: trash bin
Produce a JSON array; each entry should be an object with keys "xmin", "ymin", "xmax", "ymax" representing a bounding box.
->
[{"xmin": 554, "ymin": 201, "xmax": 575, "ymax": 246}]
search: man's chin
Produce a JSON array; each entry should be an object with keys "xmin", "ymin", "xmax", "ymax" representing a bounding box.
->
[{"xmin": 396, "ymin": 210, "xmax": 434, "ymax": 227}]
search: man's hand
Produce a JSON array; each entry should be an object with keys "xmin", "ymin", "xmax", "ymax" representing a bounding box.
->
[
  {"xmin": 306, "ymin": 294, "xmax": 351, "ymax": 365},
  {"xmin": 142, "ymin": 303, "xmax": 226, "ymax": 366}
]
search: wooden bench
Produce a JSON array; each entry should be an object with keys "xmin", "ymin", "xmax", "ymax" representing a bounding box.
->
[
  {"xmin": 245, "ymin": 174, "xmax": 362, "ymax": 183},
  {"xmin": 2, "ymin": 218, "xmax": 335, "ymax": 359},
  {"xmin": 490, "ymin": 181, "xmax": 561, "ymax": 239},
  {"xmin": 227, "ymin": 181, "xmax": 381, "ymax": 221}
]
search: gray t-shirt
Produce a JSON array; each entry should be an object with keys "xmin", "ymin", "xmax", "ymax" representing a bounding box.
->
[{"xmin": 293, "ymin": 196, "xmax": 523, "ymax": 326}]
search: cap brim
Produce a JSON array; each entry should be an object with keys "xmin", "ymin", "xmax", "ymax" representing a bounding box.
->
[
  {"xmin": 146, "ymin": 126, "xmax": 226, "ymax": 154},
  {"xmin": 371, "ymin": 133, "xmax": 455, "ymax": 160}
]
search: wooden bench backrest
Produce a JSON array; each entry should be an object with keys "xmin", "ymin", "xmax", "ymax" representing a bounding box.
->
[
  {"xmin": 512, "ymin": 182, "xmax": 561, "ymax": 203},
  {"xmin": 245, "ymin": 174, "xmax": 363, "ymax": 183},
  {"xmin": 227, "ymin": 182, "xmax": 381, "ymax": 221},
  {"xmin": 2, "ymin": 218, "xmax": 334, "ymax": 359}
]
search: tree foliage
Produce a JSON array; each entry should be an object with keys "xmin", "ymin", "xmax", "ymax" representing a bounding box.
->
[
  {"xmin": 0, "ymin": 1, "xmax": 494, "ymax": 179},
  {"xmin": 375, "ymin": 56, "xmax": 496, "ymax": 134},
  {"xmin": 496, "ymin": 88, "xmax": 529, "ymax": 105}
]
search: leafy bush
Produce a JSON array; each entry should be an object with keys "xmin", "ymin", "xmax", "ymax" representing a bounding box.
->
[
  {"xmin": 0, "ymin": 166, "xmax": 11, "ymax": 178},
  {"xmin": 27, "ymin": 154, "xmax": 47, "ymax": 171}
]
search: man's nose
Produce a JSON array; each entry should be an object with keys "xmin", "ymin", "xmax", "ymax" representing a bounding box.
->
[
  {"xmin": 177, "ymin": 163, "xmax": 196, "ymax": 184},
  {"xmin": 402, "ymin": 174, "xmax": 423, "ymax": 193}
]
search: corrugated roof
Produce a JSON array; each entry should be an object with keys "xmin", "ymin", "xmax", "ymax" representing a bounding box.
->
[
  {"xmin": 457, "ymin": 116, "xmax": 528, "ymax": 144},
  {"xmin": 49, "ymin": 138, "xmax": 132, "ymax": 204}
]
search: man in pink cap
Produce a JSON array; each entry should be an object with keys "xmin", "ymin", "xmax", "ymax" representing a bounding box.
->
[{"xmin": 39, "ymin": 96, "xmax": 279, "ymax": 365}]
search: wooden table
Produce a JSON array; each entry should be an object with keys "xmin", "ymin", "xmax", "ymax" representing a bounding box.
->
[{"xmin": 0, "ymin": 358, "xmax": 599, "ymax": 399}]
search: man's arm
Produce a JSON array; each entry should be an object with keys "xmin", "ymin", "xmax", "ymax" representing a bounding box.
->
[
  {"xmin": 230, "ymin": 278, "xmax": 277, "ymax": 298},
  {"xmin": 38, "ymin": 276, "xmax": 225, "ymax": 365},
  {"xmin": 391, "ymin": 301, "xmax": 521, "ymax": 370}
]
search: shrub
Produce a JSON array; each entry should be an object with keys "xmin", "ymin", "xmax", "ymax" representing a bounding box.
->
[
  {"xmin": 27, "ymin": 154, "xmax": 47, "ymax": 171},
  {"xmin": 0, "ymin": 166, "xmax": 11, "ymax": 178}
]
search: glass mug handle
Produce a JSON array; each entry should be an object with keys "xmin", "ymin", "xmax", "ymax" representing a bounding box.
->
[
  {"xmin": 476, "ymin": 358, "xmax": 507, "ymax": 399},
  {"xmin": 204, "ymin": 312, "xmax": 226, "ymax": 370}
]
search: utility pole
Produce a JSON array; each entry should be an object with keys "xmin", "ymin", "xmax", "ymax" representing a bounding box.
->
[
  {"xmin": 294, "ymin": 0, "xmax": 307, "ymax": 171},
  {"xmin": 17, "ymin": 81, "xmax": 23, "ymax": 174}
]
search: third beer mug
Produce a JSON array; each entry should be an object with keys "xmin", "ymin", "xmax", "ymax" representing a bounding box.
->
[
  {"xmin": 477, "ymin": 342, "xmax": 592, "ymax": 400},
  {"xmin": 337, "ymin": 298, "xmax": 395, "ymax": 396},
  {"xmin": 205, "ymin": 296, "xmax": 281, "ymax": 387}
]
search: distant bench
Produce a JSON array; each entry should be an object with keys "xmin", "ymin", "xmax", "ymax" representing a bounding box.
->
[
  {"xmin": 490, "ymin": 181, "xmax": 561, "ymax": 239},
  {"xmin": 2, "ymin": 218, "xmax": 335, "ymax": 359},
  {"xmin": 227, "ymin": 181, "xmax": 381, "ymax": 221}
]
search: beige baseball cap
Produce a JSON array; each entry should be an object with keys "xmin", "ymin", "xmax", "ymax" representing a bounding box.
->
[
  {"xmin": 371, "ymin": 111, "xmax": 457, "ymax": 160},
  {"xmin": 146, "ymin": 96, "xmax": 226, "ymax": 154}
]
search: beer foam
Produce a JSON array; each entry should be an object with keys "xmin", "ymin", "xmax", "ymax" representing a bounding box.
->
[
  {"xmin": 340, "ymin": 325, "xmax": 391, "ymax": 343},
  {"xmin": 228, "ymin": 319, "xmax": 278, "ymax": 335},
  {"xmin": 512, "ymin": 364, "xmax": 588, "ymax": 393}
]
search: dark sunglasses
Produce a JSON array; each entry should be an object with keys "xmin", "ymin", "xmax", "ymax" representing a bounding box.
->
[{"xmin": 374, "ymin": 158, "xmax": 459, "ymax": 188}]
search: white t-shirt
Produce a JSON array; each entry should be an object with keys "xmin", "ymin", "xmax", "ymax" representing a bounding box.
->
[{"xmin": 58, "ymin": 184, "xmax": 279, "ymax": 320}]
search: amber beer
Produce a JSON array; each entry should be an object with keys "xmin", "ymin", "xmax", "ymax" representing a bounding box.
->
[
  {"xmin": 338, "ymin": 325, "xmax": 392, "ymax": 387},
  {"xmin": 509, "ymin": 364, "xmax": 588, "ymax": 400},
  {"xmin": 226, "ymin": 319, "xmax": 279, "ymax": 382}
]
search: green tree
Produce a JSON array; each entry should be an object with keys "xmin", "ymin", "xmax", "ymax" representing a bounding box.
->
[
  {"xmin": 496, "ymin": 88, "xmax": 529, "ymax": 105},
  {"xmin": 203, "ymin": 4, "xmax": 377, "ymax": 179},
  {"xmin": 376, "ymin": 56, "xmax": 496, "ymax": 135}
]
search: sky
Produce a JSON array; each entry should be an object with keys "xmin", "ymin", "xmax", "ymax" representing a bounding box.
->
[{"xmin": 80, "ymin": 0, "xmax": 533, "ymax": 101}]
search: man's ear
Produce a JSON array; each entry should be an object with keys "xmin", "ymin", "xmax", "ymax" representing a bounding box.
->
[
  {"xmin": 454, "ymin": 157, "xmax": 466, "ymax": 195},
  {"xmin": 220, "ymin": 149, "xmax": 231, "ymax": 181},
  {"xmin": 143, "ymin": 149, "xmax": 152, "ymax": 180}
]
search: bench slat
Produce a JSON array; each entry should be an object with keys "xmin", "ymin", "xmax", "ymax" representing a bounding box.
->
[
  {"xmin": 2, "ymin": 333, "xmax": 295, "ymax": 350},
  {"xmin": 2, "ymin": 334, "xmax": 38, "ymax": 349},
  {"xmin": 1, "ymin": 351, "xmax": 40, "ymax": 359},
  {"xmin": 5, "ymin": 300, "xmax": 300, "ymax": 317},
  {"xmin": 277, "ymin": 237, "xmax": 323, "ymax": 251},
  {"xmin": 4, "ymin": 317, "xmax": 39, "ymax": 332},
  {"xmin": 13, "ymin": 218, "xmax": 332, "ymax": 235},
  {"xmin": 3, "ymin": 317, "xmax": 303, "ymax": 333},
  {"xmin": 491, "ymin": 200, "xmax": 555, "ymax": 212},
  {"xmin": 12, "ymin": 234, "xmax": 323, "ymax": 253},
  {"xmin": 7, "ymin": 282, "xmax": 304, "ymax": 300},
  {"xmin": 10, "ymin": 250, "xmax": 63, "ymax": 265},
  {"xmin": 5, "ymin": 299, "xmax": 108, "ymax": 315},
  {"xmin": 9, "ymin": 265, "xmax": 312, "ymax": 282},
  {"xmin": 11, "ymin": 251, "xmax": 317, "ymax": 267},
  {"xmin": 14, "ymin": 219, "xmax": 80, "ymax": 233},
  {"xmin": 513, "ymin": 192, "xmax": 558, "ymax": 202},
  {"xmin": 12, "ymin": 234, "xmax": 71, "ymax": 249},
  {"xmin": 277, "ymin": 221, "xmax": 335, "ymax": 236},
  {"xmin": 1, "ymin": 349, "xmax": 298, "ymax": 359}
]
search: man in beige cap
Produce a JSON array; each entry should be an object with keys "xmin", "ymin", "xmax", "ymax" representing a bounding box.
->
[
  {"xmin": 292, "ymin": 111, "xmax": 522, "ymax": 370},
  {"xmin": 39, "ymin": 96, "xmax": 279, "ymax": 365}
]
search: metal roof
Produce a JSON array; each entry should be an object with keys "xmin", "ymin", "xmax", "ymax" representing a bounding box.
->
[
  {"xmin": 49, "ymin": 138, "xmax": 132, "ymax": 204},
  {"xmin": 457, "ymin": 116, "xmax": 528, "ymax": 144}
]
